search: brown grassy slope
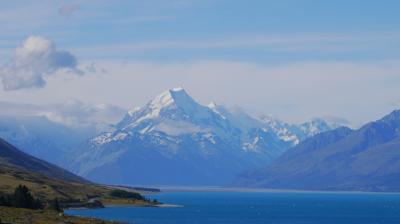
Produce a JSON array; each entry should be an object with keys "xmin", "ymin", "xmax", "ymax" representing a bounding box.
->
[
  {"xmin": 0, "ymin": 206, "xmax": 119, "ymax": 224},
  {"xmin": 0, "ymin": 137, "xmax": 114, "ymax": 201},
  {"xmin": 0, "ymin": 163, "xmax": 111, "ymax": 201}
]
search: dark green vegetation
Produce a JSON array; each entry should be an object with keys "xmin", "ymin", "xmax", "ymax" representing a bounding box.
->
[
  {"xmin": 114, "ymin": 186, "xmax": 161, "ymax": 193},
  {"xmin": 109, "ymin": 189, "xmax": 145, "ymax": 200},
  {"xmin": 0, "ymin": 185, "xmax": 42, "ymax": 210},
  {"xmin": 236, "ymin": 110, "xmax": 400, "ymax": 192}
]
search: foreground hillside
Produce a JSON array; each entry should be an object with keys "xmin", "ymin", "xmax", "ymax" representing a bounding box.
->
[
  {"xmin": 0, "ymin": 206, "xmax": 118, "ymax": 224},
  {"xmin": 0, "ymin": 137, "xmax": 87, "ymax": 183},
  {"xmin": 0, "ymin": 163, "xmax": 107, "ymax": 202},
  {"xmin": 0, "ymin": 137, "xmax": 156, "ymax": 204},
  {"xmin": 0, "ymin": 137, "xmax": 106, "ymax": 201},
  {"xmin": 235, "ymin": 110, "xmax": 400, "ymax": 192},
  {"xmin": 0, "ymin": 137, "xmax": 159, "ymax": 222}
]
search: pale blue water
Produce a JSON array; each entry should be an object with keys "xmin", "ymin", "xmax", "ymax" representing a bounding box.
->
[{"xmin": 66, "ymin": 191, "xmax": 400, "ymax": 224}]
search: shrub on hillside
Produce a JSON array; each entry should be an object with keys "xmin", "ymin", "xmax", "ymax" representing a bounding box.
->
[
  {"xmin": 0, "ymin": 185, "xmax": 42, "ymax": 209},
  {"xmin": 109, "ymin": 189, "xmax": 144, "ymax": 200}
]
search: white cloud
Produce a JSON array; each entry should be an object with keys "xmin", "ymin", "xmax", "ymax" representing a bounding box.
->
[
  {"xmin": 0, "ymin": 99, "xmax": 126, "ymax": 130},
  {"xmin": 0, "ymin": 36, "xmax": 82, "ymax": 91},
  {"xmin": 43, "ymin": 99, "xmax": 125, "ymax": 128}
]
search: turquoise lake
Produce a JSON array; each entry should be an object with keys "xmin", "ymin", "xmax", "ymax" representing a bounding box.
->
[{"xmin": 65, "ymin": 191, "xmax": 400, "ymax": 224}]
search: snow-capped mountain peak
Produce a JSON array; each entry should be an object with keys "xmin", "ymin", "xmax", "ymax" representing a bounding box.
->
[
  {"xmin": 121, "ymin": 87, "xmax": 199, "ymax": 123},
  {"xmin": 154, "ymin": 87, "xmax": 188, "ymax": 104},
  {"xmin": 74, "ymin": 87, "xmax": 346, "ymax": 185},
  {"xmin": 112, "ymin": 87, "xmax": 235, "ymax": 139},
  {"xmin": 299, "ymin": 118, "xmax": 336, "ymax": 137},
  {"xmin": 115, "ymin": 87, "xmax": 341, "ymax": 145},
  {"xmin": 207, "ymin": 102, "xmax": 226, "ymax": 119},
  {"xmin": 127, "ymin": 107, "xmax": 141, "ymax": 116},
  {"xmin": 207, "ymin": 101, "xmax": 218, "ymax": 109},
  {"xmin": 145, "ymin": 87, "xmax": 197, "ymax": 116}
]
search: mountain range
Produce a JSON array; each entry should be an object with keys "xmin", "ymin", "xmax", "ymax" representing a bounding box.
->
[
  {"xmin": 1, "ymin": 87, "xmax": 400, "ymax": 191},
  {"xmin": 234, "ymin": 110, "xmax": 400, "ymax": 191},
  {"xmin": 69, "ymin": 87, "xmax": 338, "ymax": 185}
]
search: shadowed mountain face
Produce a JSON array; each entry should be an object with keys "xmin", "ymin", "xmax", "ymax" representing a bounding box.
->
[
  {"xmin": 234, "ymin": 110, "xmax": 400, "ymax": 192},
  {"xmin": 70, "ymin": 88, "xmax": 338, "ymax": 186},
  {"xmin": 0, "ymin": 138, "xmax": 87, "ymax": 184},
  {"xmin": 0, "ymin": 115, "xmax": 94, "ymax": 166}
]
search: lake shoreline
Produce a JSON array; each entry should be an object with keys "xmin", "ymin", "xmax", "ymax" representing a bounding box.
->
[
  {"xmin": 152, "ymin": 186, "xmax": 400, "ymax": 194},
  {"xmin": 66, "ymin": 203, "xmax": 183, "ymax": 210}
]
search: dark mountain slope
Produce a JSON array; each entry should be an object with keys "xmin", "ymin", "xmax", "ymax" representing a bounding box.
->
[
  {"xmin": 0, "ymin": 137, "xmax": 110, "ymax": 201},
  {"xmin": 235, "ymin": 110, "xmax": 400, "ymax": 192},
  {"xmin": 0, "ymin": 138, "xmax": 86, "ymax": 184}
]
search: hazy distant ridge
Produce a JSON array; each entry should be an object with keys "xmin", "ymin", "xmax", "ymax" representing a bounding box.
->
[{"xmin": 234, "ymin": 110, "xmax": 400, "ymax": 192}]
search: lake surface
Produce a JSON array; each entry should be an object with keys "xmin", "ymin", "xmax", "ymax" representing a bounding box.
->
[{"xmin": 66, "ymin": 190, "xmax": 400, "ymax": 224}]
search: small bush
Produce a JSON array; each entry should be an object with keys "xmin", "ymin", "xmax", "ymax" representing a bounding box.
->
[
  {"xmin": 47, "ymin": 198, "xmax": 62, "ymax": 212},
  {"xmin": 109, "ymin": 189, "xmax": 144, "ymax": 200},
  {"xmin": 0, "ymin": 194, "xmax": 12, "ymax": 206}
]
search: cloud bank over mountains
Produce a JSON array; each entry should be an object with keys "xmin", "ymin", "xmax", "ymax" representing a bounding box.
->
[
  {"xmin": 0, "ymin": 100, "xmax": 125, "ymax": 130},
  {"xmin": 0, "ymin": 36, "xmax": 82, "ymax": 91}
]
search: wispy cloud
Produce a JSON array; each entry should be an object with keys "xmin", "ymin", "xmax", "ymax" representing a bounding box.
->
[
  {"xmin": 0, "ymin": 0, "xmax": 178, "ymax": 40},
  {"xmin": 58, "ymin": 4, "xmax": 80, "ymax": 17},
  {"xmin": 73, "ymin": 32, "xmax": 400, "ymax": 60},
  {"xmin": 0, "ymin": 99, "xmax": 125, "ymax": 129}
]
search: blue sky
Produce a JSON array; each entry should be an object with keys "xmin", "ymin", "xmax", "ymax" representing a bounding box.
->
[
  {"xmin": 2, "ymin": 0, "xmax": 400, "ymax": 62},
  {"xmin": 1, "ymin": 0, "xmax": 400, "ymax": 125}
]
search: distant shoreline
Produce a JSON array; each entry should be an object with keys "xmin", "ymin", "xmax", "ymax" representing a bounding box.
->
[
  {"xmin": 140, "ymin": 186, "xmax": 400, "ymax": 195},
  {"xmin": 66, "ymin": 203, "xmax": 183, "ymax": 210}
]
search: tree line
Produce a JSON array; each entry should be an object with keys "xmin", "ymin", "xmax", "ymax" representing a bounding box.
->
[{"xmin": 0, "ymin": 185, "xmax": 60, "ymax": 211}]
